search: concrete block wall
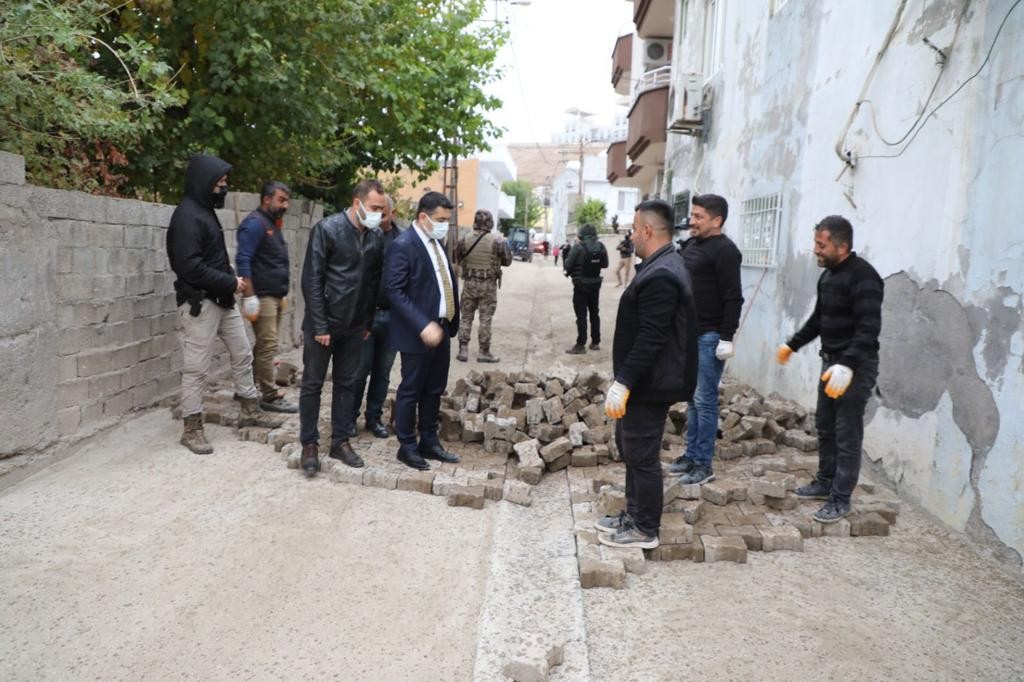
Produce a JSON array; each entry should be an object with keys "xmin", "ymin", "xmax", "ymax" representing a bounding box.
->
[{"xmin": 0, "ymin": 151, "xmax": 322, "ymax": 458}]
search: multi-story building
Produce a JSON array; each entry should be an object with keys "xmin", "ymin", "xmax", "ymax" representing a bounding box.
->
[
  {"xmin": 551, "ymin": 154, "xmax": 640, "ymax": 245},
  {"xmin": 608, "ymin": 0, "xmax": 1024, "ymax": 567}
]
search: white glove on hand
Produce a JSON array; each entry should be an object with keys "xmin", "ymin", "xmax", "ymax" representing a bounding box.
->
[
  {"xmin": 242, "ymin": 296, "xmax": 260, "ymax": 321},
  {"xmin": 604, "ymin": 381, "xmax": 631, "ymax": 420},
  {"xmin": 715, "ymin": 340, "xmax": 735, "ymax": 361},
  {"xmin": 821, "ymin": 364, "xmax": 853, "ymax": 399}
]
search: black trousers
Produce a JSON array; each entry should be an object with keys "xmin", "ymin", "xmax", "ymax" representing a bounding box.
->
[
  {"xmin": 615, "ymin": 401, "xmax": 671, "ymax": 536},
  {"xmin": 572, "ymin": 280, "xmax": 601, "ymax": 345},
  {"xmin": 298, "ymin": 327, "xmax": 363, "ymax": 446},
  {"xmin": 814, "ymin": 355, "xmax": 879, "ymax": 502},
  {"xmin": 394, "ymin": 321, "xmax": 452, "ymax": 449}
]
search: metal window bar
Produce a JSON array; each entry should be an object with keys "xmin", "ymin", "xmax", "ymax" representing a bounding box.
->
[{"xmin": 740, "ymin": 194, "xmax": 781, "ymax": 267}]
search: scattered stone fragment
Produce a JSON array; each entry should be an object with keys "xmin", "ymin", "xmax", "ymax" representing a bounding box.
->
[
  {"xmin": 363, "ymin": 468, "xmax": 399, "ymax": 490},
  {"xmin": 578, "ymin": 556, "xmax": 626, "ymax": 589},
  {"xmin": 659, "ymin": 513, "xmax": 694, "ymax": 545},
  {"xmin": 701, "ymin": 535, "xmax": 748, "ymax": 563},
  {"xmin": 503, "ymin": 480, "xmax": 534, "ymax": 506},
  {"xmin": 568, "ymin": 421, "xmax": 589, "ymax": 446},
  {"xmin": 330, "ymin": 466, "xmax": 365, "ymax": 486},
  {"xmin": 571, "ymin": 446, "xmax": 597, "ymax": 468},
  {"xmin": 850, "ymin": 512, "xmax": 891, "ymax": 537},
  {"xmin": 645, "ymin": 542, "xmax": 704, "ymax": 562},
  {"xmin": 503, "ymin": 641, "xmax": 565, "ymax": 682},
  {"xmin": 717, "ymin": 524, "xmax": 763, "ymax": 551},
  {"xmin": 599, "ymin": 545, "xmax": 647, "ymax": 575},
  {"xmin": 595, "ymin": 485, "xmax": 626, "ymax": 515},
  {"xmin": 539, "ymin": 437, "xmax": 572, "ymax": 464},
  {"xmin": 782, "ymin": 429, "xmax": 818, "ymax": 452},
  {"xmin": 817, "ymin": 518, "xmax": 851, "ymax": 537},
  {"xmin": 447, "ymin": 484, "xmax": 486, "ymax": 509},
  {"xmin": 759, "ymin": 525, "xmax": 804, "ymax": 552},
  {"xmin": 765, "ymin": 493, "xmax": 799, "ymax": 511},
  {"xmin": 396, "ymin": 470, "xmax": 435, "ymax": 494}
]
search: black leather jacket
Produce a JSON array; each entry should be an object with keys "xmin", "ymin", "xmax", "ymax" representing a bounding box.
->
[{"xmin": 301, "ymin": 210, "xmax": 384, "ymax": 336}]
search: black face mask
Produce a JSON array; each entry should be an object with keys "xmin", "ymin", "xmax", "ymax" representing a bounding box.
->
[{"xmin": 211, "ymin": 187, "xmax": 228, "ymax": 209}]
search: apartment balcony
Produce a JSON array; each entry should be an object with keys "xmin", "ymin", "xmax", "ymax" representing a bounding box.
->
[
  {"xmin": 626, "ymin": 82, "xmax": 668, "ymax": 170},
  {"xmin": 611, "ymin": 34, "xmax": 633, "ymax": 96},
  {"xmin": 633, "ymin": 0, "xmax": 674, "ymax": 39},
  {"xmin": 608, "ymin": 140, "xmax": 643, "ymax": 188}
]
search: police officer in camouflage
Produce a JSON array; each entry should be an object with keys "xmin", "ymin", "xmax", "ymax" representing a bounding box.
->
[{"xmin": 455, "ymin": 209, "xmax": 512, "ymax": 363}]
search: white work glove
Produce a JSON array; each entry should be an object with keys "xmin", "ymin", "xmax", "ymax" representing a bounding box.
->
[
  {"xmin": 821, "ymin": 364, "xmax": 853, "ymax": 399},
  {"xmin": 241, "ymin": 296, "xmax": 260, "ymax": 321},
  {"xmin": 604, "ymin": 381, "xmax": 631, "ymax": 420},
  {"xmin": 715, "ymin": 340, "xmax": 735, "ymax": 361}
]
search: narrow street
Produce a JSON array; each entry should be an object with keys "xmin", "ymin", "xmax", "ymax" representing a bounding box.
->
[{"xmin": 1, "ymin": 243, "xmax": 1022, "ymax": 680}]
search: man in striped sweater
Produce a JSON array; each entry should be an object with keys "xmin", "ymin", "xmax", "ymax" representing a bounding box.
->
[{"xmin": 776, "ymin": 215, "xmax": 883, "ymax": 523}]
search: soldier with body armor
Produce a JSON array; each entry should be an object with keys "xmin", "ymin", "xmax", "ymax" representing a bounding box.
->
[{"xmin": 455, "ymin": 209, "xmax": 512, "ymax": 363}]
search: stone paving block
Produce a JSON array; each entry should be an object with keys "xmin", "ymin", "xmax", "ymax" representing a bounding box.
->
[
  {"xmin": 539, "ymin": 437, "xmax": 572, "ymax": 463},
  {"xmin": 541, "ymin": 396, "xmax": 565, "ymax": 424},
  {"xmin": 578, "ymin": 404, "xmax": 605, "ymax": 429},
  {"xmin": 286, "ymin": 450, "xmax": 301, "ymax": 469},
  {"xmin": 717, "ymin": 442, "xmax": 745, "ymax": 460},
  {"xmin": 759, "ymin": 525, "xmax": 804, "ymax": 552},
  {"xmin": 750, "ymin": 456, "xmax": 789, "ymax": 476},
  {"xmin": 674, "ymin": 482, "xmax": 703, "ymax": 500},
  {"xmin": 396, "ymin": 470, "xmax": 435, "ymax": 494},
  {"xmin": 750, "ymin": 472, "xmax": 796, "ymax": 499},
  {"xmin": 594, "ymin": 486, "xmax": 626, "ymax": 516},
  {"xmin": 578, "ymin": 556, "xmax": 626, "ymax": 589},
  {"xmin": 765, "ymin": 493, "xmax": 799, "ymax": 511},
  {"xmin": 568, "ymin": 421, "xmax": 589, "ymax": 446},
  {"xmin": 572, "ymin": 501, "xmax": 593, "ymax": 516},
  {"xmin": 599, "ymin": 545, "xmax": 646, "ymax": 575},
  {"xmin": 701, "ymin": 535, "xmax": 748, "ymax": 563},
  {"xmin": 525, "ymin": 398, "xmax": 545, "ymax": 426},
  {"xmin": 503, "ymin": 640, "xmax": 565, "ymax": 682},
  {"xmin": 330, "ymin": 465, "xmax": 365, "ymax": 486},
  {"xmin": 742, "ymin": 439, "xmax": 777, "ymax": 457},
  {"xmin": 363, "ymin": 468, "xmax": 399, "ymax": 490},
  {"xmin": 726, "ymin": 511, "xmax": 770, "ymax": 527},
  {"xmin": 501, "ymin": 479, "xmax": 533, "ymax": 507},
  {"xmin": 783, "ymin": 429, "xmax": 818, "ymax": 451},
  {"xmin": 583, "ymin": 425, "xmax": 611, "ymax": 445},
  {"xmin": 850, "ymin": 512, "xmax": 890, "ymax": 536},
  {"xmin": 571, "ymin": 447, "xmax": 597, "ymax": 468},
  {"xmin": 717, "ymin": 524, "xmax": 763, "ymax": 551},
  {"xmin": 573, "ymin": 520, "xmax": 598, "ymax": 545},
  {"xmin": 432, "ymin": 473, "xmax": 461, "ymax": 496},
  {"xmin": 447, "ymin": 484, "xmax": 486, "ymax": 509},
  {"xmin": 659, "ymin": 513, "xmax": 694, "ymax": 545},
  {"xmin": 535, "ymin": 423, "xmax": 566, "ymax": 443},
  {"xmin": 816, "ymin": 517, "xmax": 851, "ymax": 537},
  {"xmin": 701, "ymin": 481, "xmax": 732, "ymax": 506},
  {"xmin": 857, "ymin": 500, "xmax": 899, "ymax": 524},
  {"xmin": 645, "ymin": 542, "xmax": 704, "ymax": 562}
]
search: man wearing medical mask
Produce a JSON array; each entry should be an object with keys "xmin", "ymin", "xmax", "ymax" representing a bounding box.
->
[
  {"xmin": 384, "ymin": 191, "xmax": 462, "ymax": 471},
  {"xmin": 297, "ymin": 179, "xmax": 386, "ymax": 476}
]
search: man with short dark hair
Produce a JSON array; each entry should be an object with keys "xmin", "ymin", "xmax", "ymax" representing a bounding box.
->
[
  {"xmin": 298, "ymin": 179, "xmax": 386, "ymax": 475},
  {"xmin": 384, "ymin": 191, "xmax": 462, "ymax": 470},
  {"xmin": 167, "ymin": 155, "xmax": 282, "ymax": 455},
  {"xmin": 455, "ymin": 209, "xmax": 512, "ymax": 363},
  {"xmin": 669, "ymin": 193, "xmax": 744, "ymax": 486},
  {"xmin": 236, "ymin": 180, "xmax": 296, "ymax": 413},
  {"xmin": 777, "ymin": 215, "xmax": 883, "ymax": 523},
  {"xmin": 563, "ymin": 223, "xmax": 609, "ymax": 354},
  {"xmin": 615, "ymin": 230, "xmax": 635, "ymax": 287},
  {"xmin": 351, "ymin": 195, "xmax": 402, "ymax": 438},
  {"xmin": 597, "ymin": 199, "xmax": 698, "ymax": 548}
]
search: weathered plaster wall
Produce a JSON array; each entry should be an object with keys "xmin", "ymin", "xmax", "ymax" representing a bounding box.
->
[
  {"xmin": 0, "ymin": 151, "xmax": 321, "ymax": 460},
  {"xmin": 665, "ymin": 0, "xmax": 1024, "ymax": 566}
]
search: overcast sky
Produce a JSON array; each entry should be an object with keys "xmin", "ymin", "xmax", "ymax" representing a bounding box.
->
[{"xmin": 484, "ymin": 0, "xmax": 635, "ymax": 144}]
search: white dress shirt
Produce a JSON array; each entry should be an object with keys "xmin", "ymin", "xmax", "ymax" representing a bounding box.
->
[{"xmin": 413, "ymin": 223, "xmax": 451, "ymax": 319}]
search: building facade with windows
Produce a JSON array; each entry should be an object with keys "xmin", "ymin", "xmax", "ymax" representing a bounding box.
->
[{"xmin": 609, "ymin": 0, "xmax": 1024, "ymax": 567}]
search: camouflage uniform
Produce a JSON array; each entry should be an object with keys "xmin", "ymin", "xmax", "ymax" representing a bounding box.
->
[{"xmin": 456, "ymin": 210, "xmax": 512, "ymax": 362}]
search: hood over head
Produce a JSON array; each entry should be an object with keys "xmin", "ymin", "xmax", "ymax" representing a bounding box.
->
[
  {"xmin": 473, "ymin": 209, "xmax": 494, "ymax": 232},
  {"xmin": 183, "ymin": 154, "xmax": 233, "ymax": 209},
  {"xmin": 579, "ymin": 223, "xmax": 598, "ymax": 240}
]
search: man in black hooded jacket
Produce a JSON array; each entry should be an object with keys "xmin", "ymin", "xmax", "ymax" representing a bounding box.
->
[
  {"xmin": 563, "ymin": 223, "xmax": 609, "ymax": 353},
  {"xmin": 166, "ymin": 154, "xmax": 281, "ymax": 455}
]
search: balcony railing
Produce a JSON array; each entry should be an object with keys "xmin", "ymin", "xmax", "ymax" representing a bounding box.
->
[{"xmin": 632, "ymin": 65, "xmax": 671, "ymax": 107}]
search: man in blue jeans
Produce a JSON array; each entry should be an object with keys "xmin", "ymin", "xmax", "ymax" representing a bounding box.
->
[
  {"xmin": 669, "ymin": 194, "xmax": 744, "ymax": 485},
  {"xmin": 351, "ymin": 196, "xmax": 402, "ymax": 438}
]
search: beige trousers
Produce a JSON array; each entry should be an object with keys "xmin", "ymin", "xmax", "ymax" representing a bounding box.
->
[
  {"xmin": 616, "ymin": 256, "xmax": 634, "ymax": 285},
  {"xmin": 178, "ymin": 300, "xmax": 258, "ymax": 417},
  {"xmin": 252, "ymin": 296, "xmax": 284, "ymax": 401}
]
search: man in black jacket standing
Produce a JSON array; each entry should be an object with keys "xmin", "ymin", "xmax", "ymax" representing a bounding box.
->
[
  {"xmin": 563, "ymin": 223, "xmax": 609, "ymax": 354},
  {"xmin": 597, "ymin": 199, "xmax": 698, "ymax": 549},
  {"xmin": 668, "ymin": 193, "xmax": 744, "ymax": 486},
  {"xmin": 776, "ymin": 215, "xmax": 883, "ymax": 523},
  {"xmin": 167, "ymin": 154, "xmax": 281, "ymax": 455},
  {"xmin": 298, "ymin": 179, "xmax": 386, "ymax": 475}
]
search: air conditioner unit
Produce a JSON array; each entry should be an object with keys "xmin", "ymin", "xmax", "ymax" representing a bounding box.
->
[
  {"xmin": 642, "ymin": 39, "xmax": 671, "ymax": 71},
  {"xmin": 669, "ymin": 72, "xmax": 704, "ymax": 133}
]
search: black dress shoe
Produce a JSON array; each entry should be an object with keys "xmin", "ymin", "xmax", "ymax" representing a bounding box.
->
[
  {"xmin": 301, "ymin": 444, "xmax": 320, "ymax": 476},
  {"xmin": 366, "ymin": 418, "xmax": 389, "ymax": 438},
  {"xmin": 418, "ymin": 442, "xmax": 460, "ymax": 464},
  {"xmin": 397, "ymin": 447, "xmax": 431, "ymax": 470},
  {"xmin": 329, "ymin": 441, "xmax": 364, "ymax": 468}
]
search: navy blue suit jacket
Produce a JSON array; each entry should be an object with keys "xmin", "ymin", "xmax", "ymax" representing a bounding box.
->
[{"xmin": 384, "ymin": 227, "xmax": 460, "ymax": 354}]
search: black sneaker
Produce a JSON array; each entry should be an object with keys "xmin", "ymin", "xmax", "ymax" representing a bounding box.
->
[
  {"xmin": 259, "ymin": 396, "xmax": 298, "ymax": 413},
  {"xmin": 795, "ymin": 480, "xmax": 831, "ymax": 500},
  {"xmin": 814, "ymin": 498, "xmax": 852, "ymax": 523},
  {"xmin": 565, "ymin": 344, "xmax": 586, "ymax": 355},
  {"xmin": 668, "ymin": 455, "xmax": 696, "ymax": 475},
  {"xmin": 598, "ymin": 523, "xmax": 659, "ymax": 550},
  {"xmin": 589, "ymin": 342, "xmax": 600, "ymax": 351},
  {"xmin": 678, "ymin": 464, "xmax": 714, "ymax": 485},
  {"xmin": 594, "ymin": 510, "xmax": 632, "ymax": 534}
]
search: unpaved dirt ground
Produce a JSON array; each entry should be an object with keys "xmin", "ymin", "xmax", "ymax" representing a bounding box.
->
[{"xmin": 2, "ymin": 239, "xmax": 1022, "ymax": 680}]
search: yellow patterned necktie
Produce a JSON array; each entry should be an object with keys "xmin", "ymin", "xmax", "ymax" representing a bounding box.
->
[{"xmin": 429, "ymin": 239, "xmax": 455, "ymax": 321}]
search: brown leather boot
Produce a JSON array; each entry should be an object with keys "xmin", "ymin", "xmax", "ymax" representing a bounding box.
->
[
  {"xmin": 301, "ymin": 444, "xmax": 320, "ymax": 476},
  {"xmin": 477, "ymin": 346, "xmax": 500, "ymax": 363},
  {"xmin": 456, "ymin": 342, "xmax": 469, "ymax": 362},
  {"xmin": 238, "ymin": 397, "xmax": 285, "ymax": 428},
  {"xmin": 180, "ymin": 414, "xmax": 213, "ymax": 455}
]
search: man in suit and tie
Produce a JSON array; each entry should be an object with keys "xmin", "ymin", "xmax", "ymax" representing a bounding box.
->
[{"xmin": 384, "ymin": 191, "xmax": 462, "ymax": 470}]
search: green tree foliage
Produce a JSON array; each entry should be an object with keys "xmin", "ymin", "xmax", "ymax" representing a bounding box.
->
[
  {"xmin": 500, "ymin": 179, "xmax": 543, "ymax": 228},
  {"xmin": 0, "ymin": 0, "xmax": 180, "ymax": 192},
  {"xmin": 103, "ymin": 0, "xmax": 506, "ymax": 202},
  {"xmin": 572, "ymin": 197, "xmax": 607, "ymax": 229}
]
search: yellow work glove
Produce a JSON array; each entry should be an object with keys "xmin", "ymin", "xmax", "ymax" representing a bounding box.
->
[
  {"xmin": 821, "ymin": 364, "xmax": 853, "ymax": 398},
  {"xmin": 241, "ymin": 295, "xmax": 260, "ymax": 322},
  {"xmin": 604, "ymin": 381, "xmax": 631, "ymax": 420},
  {"xmin": 280, "ymin": 296, "xmax": 288, "ymax": 314},
  {"xmin": 776, "ymin": 344, "xmax": 793, "ymax": 365}
]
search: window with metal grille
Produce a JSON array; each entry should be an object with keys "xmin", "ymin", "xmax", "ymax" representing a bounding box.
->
[{"xmin": 740, "ymin": 193, "xmax": 781, "ymax": 267}]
